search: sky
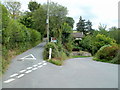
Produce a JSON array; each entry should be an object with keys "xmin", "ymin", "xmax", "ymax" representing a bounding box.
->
[{"xmin": 3, "ymin": 0, "xmax": 119, "ymax": 30}]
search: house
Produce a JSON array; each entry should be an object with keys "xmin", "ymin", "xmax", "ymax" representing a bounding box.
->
[{"xmin": 72, "ymin": 32, "xmax": 84, "ymax": 40}]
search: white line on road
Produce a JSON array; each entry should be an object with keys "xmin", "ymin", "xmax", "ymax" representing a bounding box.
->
[
  {"xmin": 38, "ymin": 63, "xmax": 42, "ymax": 65},
  {"xmin": 17, "ymin": 74, "xmax": 25, "ymax": 78},
  {"xmin": 27, "ymin": 67, "xmax": 32, "ymax": 70},
  {"xmin": 32, "ymin": 67, "xmax": 38, "ymax": 71},
  {"xmin": 19, "ymin": 69, "xmax": 26, "ymax": 73},
  {"xmin": 38, "ymin": 65, "xmax": 43, "ymax": 68},
  {"xmin": 4, "ymin": 78, "xmax": 15, "ymax": 83},
  {"xmin": 42, "ymin": 61, "xmax": 46, "ymax": 63},
  {"xmin": 25, "ymin": 70, "xmax": 32, "ymax": 74},
  {"xmin": 33, "ymin": 65, "xmax": 38, "ymax": 67},
  {"xmin": 43, "ymin": 63, "xmax": 47, "ymax": 65},
  {"xmin": 10, "ymin": 73, "xmax": 18, "ymax": 78}
]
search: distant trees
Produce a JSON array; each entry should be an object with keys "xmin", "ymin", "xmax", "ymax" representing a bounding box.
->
[
  {"xmin": 28, "ymin": 1, "xmax": 40, "ymax": 12},
  {"xmin": 65, "ymin": 17, "xmax": 75, "ymax": 28},
  {"xmin": 76, "ymin": 16, "xmax": 92, "ymax": 35},
  {"xmin": 4, "ymin": 1, "xmax": 21, "ymax": 19}
]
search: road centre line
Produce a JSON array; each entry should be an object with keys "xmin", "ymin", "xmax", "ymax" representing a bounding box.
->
[
  {"xmin": 25, "ymin": 70, "xmax": 32, "ymax": 74},
  {"xmin": 33, "ymin": 65, "xmax": 38, "ymax": 67},
  {"xmin": 19, "ymin": 69, "xmax": 26, "ymax": 73},
  {"xmin": 4, "ymin": 61, "xmax": 47, "ymax": 84},
  {"xmin": 38, "ymin": 65, "xmax": 43, "ymax": 68},
  {"xmin": 32, "ymin": 67, "xmax": 38, "ymax": 71},
  {"xmin": 10, "ymin": 73, "xmax": 18, "ymax": 78},
  {"xmin": 4, "ymin": 78, "xmax": 15, "ymax": 83},
  {"xmin": 17, "ymin": 74, "xmax": 25, "ymax": 78},
  {"xmin": 27, "ymin": 67, "xmax": 33, "ymax": 69},
  {"xmin": 43, "ymin": 63, "xmax": 47, "ymax": 65}
]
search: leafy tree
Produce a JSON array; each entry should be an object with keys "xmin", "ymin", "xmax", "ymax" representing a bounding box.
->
[
  {"xmin": 4, "ymin": 1, "xmax": 21, "ymax": 19},
  {"xmin": 1, "ymin": 4, "xmax": 10, "ymax": 29},
  {"xmin": 108, "ymin": 27, "xmax": 120, "ymax": 44},
  {"xmin": 65, "ymin": 17, "xmax": 74, "ymax": 28},
  {"xmin": 42, "ymin": 2, "xmax": 68, "ymax": 37},
  {"xmin": 28, "ymin": 1, "xmax": 40, "ymax": 12},
  {"xmin": 32, "ymin": 6, "xmax": 46, "ymax": 38},
  {"xmin": 19, "ymin": 12, "xmax": 34, "ymax": 28}
]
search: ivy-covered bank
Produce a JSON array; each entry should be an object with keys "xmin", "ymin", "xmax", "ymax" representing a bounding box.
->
[{"xmin": 1, "ymin": 4, "xmax": 41, "ymax": 75}]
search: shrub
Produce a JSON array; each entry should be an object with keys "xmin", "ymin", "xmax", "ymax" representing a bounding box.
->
[
  {"xmin": 94, "ymin": 45, "xmax": 119, "ymax": 61},
  {"xmin": 29, "ymin": 29, "xmax": 41, "ymax": 42},
  {"xmin": 43, "ymin": 42, "xmax": 59, "ymax": 60},
  {"xmin": 110, "ymin": 50, "xmax": 120, "ymax": 64}
]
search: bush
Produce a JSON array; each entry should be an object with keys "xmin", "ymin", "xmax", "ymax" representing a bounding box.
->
[
  {"xmin": 110, "ymin": 50, "xmax": 120, "ymax": 64},
  {"xmin": 94, "ymin": 45, "xmax": 119, "ymax": 61},
  {"xmin": 29, "ymin": 29, "xmax": 41, "ymax": 42},
  {"xmin": 43, "ymin": 42, "xmax": 59, "ymax": 60}
]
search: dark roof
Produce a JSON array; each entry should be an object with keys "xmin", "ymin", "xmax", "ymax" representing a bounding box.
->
[{"xmin": 72, "ymin": 33, "xmax": 84, "ymax": 38}]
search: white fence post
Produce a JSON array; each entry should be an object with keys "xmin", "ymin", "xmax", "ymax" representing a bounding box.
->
[{"xmin": 49, "ymin": 48, "xmax": 52, "ymax": 60}]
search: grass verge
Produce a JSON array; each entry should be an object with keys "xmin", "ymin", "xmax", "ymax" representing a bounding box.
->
[{"xmin": 72, "ymin": 55, "xmax": 91, "ymax": 58}]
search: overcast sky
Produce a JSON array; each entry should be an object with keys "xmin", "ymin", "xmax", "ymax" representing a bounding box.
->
[{"xmin": 4, "ymin": 0, "xmax": 119, "ymax": 30}]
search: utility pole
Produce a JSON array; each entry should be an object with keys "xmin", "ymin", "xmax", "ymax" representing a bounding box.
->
[{"xmin": 46, "ymin": 0, "xmax": 49, "ymax": 42}]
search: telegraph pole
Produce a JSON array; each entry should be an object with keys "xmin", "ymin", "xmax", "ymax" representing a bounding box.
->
[{"xmin": 46, "ymin": 0, "xmax": 49, "ymax": 42}]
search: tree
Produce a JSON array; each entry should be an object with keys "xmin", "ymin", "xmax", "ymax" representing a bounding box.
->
[
  {"xmin": 19, "ymin": 11, "xmax": 34, "ymax": 28},
  {"xmin": 32, "ymin": 6, "xmax": 46, "ymax": 38},
  {"xmin": 76, "ymin": 16, "xmax": 85, "ymax": 34},
  {"xmin": 65, "ymin": 17, "xmax": 74, "ymax": 28},
  {"xmin": 1, "ymin": 4, "xmax": 10, "ymax": 29},
  {"xmin": 5, "ymin": 1, "xmax": 21, "ymax": 19},
  {"xmin": 28, "ymin": 1, "xmax": 40, "ymax": 12},
  {"xmin": 85, "ymin": 20, "xmax": 92, "ymax": 33}
]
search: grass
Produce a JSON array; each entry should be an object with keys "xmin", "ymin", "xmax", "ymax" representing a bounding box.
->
[
  {"xmin": 93, "ymin": 57, "xmax": 112, "ymax": 63},
  {"xmin": 72, "ymin": 55, "xmax": 91, "ymax": 58},
  {"xmin": 48, "ymin": 59, "xmax": 63, "ymax": 66}
]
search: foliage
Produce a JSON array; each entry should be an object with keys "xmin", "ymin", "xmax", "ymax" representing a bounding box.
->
[
  {"xmin": 19, "ymin": 13, "xmax": 34, "ymax": 28},
  {"xmin": 42, "ymin": 2, "xmax": 68, "ymax": 37},
  {"xmin": 110, "ymin": 50, "xmax": 120, "ymax": 64},
  {"xmin": 1, "ymin": 4, "xmax": 10, "ymax": 29},
  {"xmin": 108, "ymin": 27, "xmax": 120, "ymax": 44},
  {"xmin": 76, "ymin": 16, "xmax": 92, "ymax": 35},
  {"xmin": 29, "ymin": 29, "xmax": 41, "ymax": 42},
  {"xmin": 43, "ymin": 42, "xmax": 59, "ymax": 60},
  {"xmin": 48, "ymin": 59, "xmax": 63, "ymax": 66},
  {"xmin": 65, "ymin": 17, "xmax": 75, "ymax": 28},
  {"xmin": 94, "ymin": 34, "xmax": 116, "ymax": 50},
  {"xmin": 28, "ymin": 1, "xmax": 40, "ymax": 12},
  {"xmin": 32, "ymin": 6, "xmax": 46, "ymax": 38},
  {"xmin": 4, "ymin": 1, "xmax": 21, "ymax": 19},
  {"xmin": 94, "ymin": 45, "xmax": 119, "ymax": 61}
]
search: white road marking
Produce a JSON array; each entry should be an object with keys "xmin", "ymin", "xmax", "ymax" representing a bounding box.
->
[
  {"xmin": 4, "ymin": 78, "xmax": 15, "ymax": 83},
  {"xmin": 32, "ymin": 67, "xmax": 38, "ymax": 71},
  {"xmin": 17, "ymin": 74, "xmax": 25, "ymax": 78},
  {"xmin": 19, "ymin": 69, "xmax": 26, "ymax": 73},
  {"xmin": 25, "ymin": 70, "xmax": 32, "ymax": 74},
  {"xmin": 27, "ymin": 67, "xmax": 32, "ymax": 69},
  {"xmin": 42, "ymin": 61, "xmax": 46, "ymax": 63},
  {"xmin": 10, "ymin": 73, "xmax": 18, "ymax": 78},
  {"xmin": 33, "ymin": 65, "xmax": 38, "ymax": 67},
  {"xmin": 43, "ymin": 63, "xmax": 47, "ymax": 65},
  {"xmin": 20, "ymin": 54, "xmax": 36, "ymax": 60},
  {"xmin": 38, "ymin": 63, "xmax": 42, "ymax": 65},
  {"xmin": 38, "ymin": 65, "xmax": 43, "ymax": 68}
]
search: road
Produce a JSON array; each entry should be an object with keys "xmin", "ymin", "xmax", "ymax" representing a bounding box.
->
[{"xmin": 1, "ymin": 42, "xmax": 118, "ymax": 88}]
